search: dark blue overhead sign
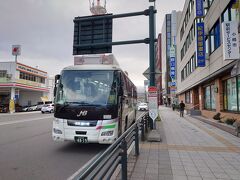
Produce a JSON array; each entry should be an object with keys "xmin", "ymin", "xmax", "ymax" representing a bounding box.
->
[
  {"xmin": 196, "ymin": 0, "xmax": 204, "ymax": 17},
  {"xmin": 196, "ymin": 22, "xmax": 205, "ymax": 67}
]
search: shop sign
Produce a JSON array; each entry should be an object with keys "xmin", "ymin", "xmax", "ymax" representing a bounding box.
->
[
  {"xmin": 17, "ymin": 64, "xmax": 47, "ymax": 77},
  {"xmin": 168, "ymin": 81, "xmax": 176, "ymax": 87},
  {"xmin": 170, "ymin": 46, "xmax": 175, "ymax": 58},
  {"xmin": 12, "ymin": 45, "xmax": 21, "ymax": 56},
  {"xmin": 196, "ymin": 22, "xmax": 205, "ymax": 67},
  {"xmin": 195, "ymin": 0, "xmax": 204, "ymax": 17},
  {"xmin": 222, "ymin": 21, "xmax": 240, "ymax": 60},
  {"xmin": 170, "ymin": 57, "xmax": 176, "ymax": 79}
]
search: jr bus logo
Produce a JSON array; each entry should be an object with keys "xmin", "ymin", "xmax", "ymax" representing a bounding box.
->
[{"xmin": 77, "ymin": 110, "xmax": 88, "ymax": 117}]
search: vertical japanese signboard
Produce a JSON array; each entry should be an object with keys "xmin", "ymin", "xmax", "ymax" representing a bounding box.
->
[
  {"xmin": 195, "ymin": 0, "xmax": 204, "ymax": 17},
  {"xmin": 148, "ymin": 86, "xmax": 158, "ymax": 121},
  {"xmin": 196, "ymin": 22, "xmax": 205, "ymax": 67},
  {"xmin": 170, "ymin": 46, "xmax": 176, "ymax": 80},
  {"xmin": 222, "ymin": 21, "xmax": 240, "ymax": 60}
]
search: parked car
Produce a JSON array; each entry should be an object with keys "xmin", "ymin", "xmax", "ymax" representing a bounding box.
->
[
  {"xmin": 36, "ymin": 104, "xmax": 44, "ymax": 111},
  {"xmin": 29, "ymin": 105, "xmax": 38, "ymax": 111},
  {"xmin": 0, "ymin": 105, "xmax": 8, "ymax": 113},
  {"xmin": 41, "ymin": 104, "xmax": 54, "ymax": 113},
  {"xmin": 22, "ymin": 106, "xmax": 30, "ymax": 112},
  {"xmin": 138, "ymin": 102, "xmax": 148, "ymax": 111}
]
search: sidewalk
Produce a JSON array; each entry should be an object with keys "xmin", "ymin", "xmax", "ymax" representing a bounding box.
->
[{"xmin": 126, "ymin": 106, "xmax": 240, "ymax": 180}]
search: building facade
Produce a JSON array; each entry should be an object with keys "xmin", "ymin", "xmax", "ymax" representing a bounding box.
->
[
  {"xmin": 0, "ymin": 62, "xmax": 50, "ymax": 111},
  {"xmin": 161, "ymin": 11, "xmax": 182, "ymax": 104},
  {"xmin": 176, "ymin": 0, "xmax": 240, "ymax": 120}
]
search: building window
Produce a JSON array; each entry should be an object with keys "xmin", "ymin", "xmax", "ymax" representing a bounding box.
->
[
  {"xmin": 185, "ymin": 90, "xmax": 191, "ymax": 104},
  {"xmin": 0, "ymin": 70, "xmax": 7, "ymax": 78},
  {"xmin": 221, "ymin": 0, "xmax": 238, "ymax": 22},
  {"xmin": 209, "ymin": 20, "xmax": 221, "ymax": 53},
  {"xmin": 204, "ymin": 0, "xmax": 215, "ymax": 15},
  {"xmin": 205, "ymin": 36, "xmax": 209, "ymax": 55},
  {"xmin": 204, "ymin": 84, "xmax": 216, "ymax": 110},
  {"xmin": 19, "ymin": 71, "xmax": 45, "ymax": 84},
  {"xmin": 223, "ymin": 76, "xmax": 240, "ymax": 112}
]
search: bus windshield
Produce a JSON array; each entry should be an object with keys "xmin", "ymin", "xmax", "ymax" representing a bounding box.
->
[{"xmin": 55, "ymin": 70, "xmax": 117, "ymax": 105}]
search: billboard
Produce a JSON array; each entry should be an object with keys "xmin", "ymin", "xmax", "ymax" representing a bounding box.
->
[
  {"xmin": 222, "ymin": 21, "xmax": 240, "ymax": 60},
  {"xmin": 196, "ymin": 22, "xmax": 205, "ymax": 67}
]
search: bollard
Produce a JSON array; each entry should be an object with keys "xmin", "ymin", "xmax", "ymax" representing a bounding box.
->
[
  {"xmin": 145, "ymin": 115, "xmax": 148, "ymax": 133},
  {"xmin": 141, "ymin": 117, "xmax": 145, "ymax": 141},
  {"xmin": 135, "ymin": 124, "xmax": 140, "ymax": 156},
  {"xmin": 121, "ymin": 138, "xmax": 128, "ymax": 180}
]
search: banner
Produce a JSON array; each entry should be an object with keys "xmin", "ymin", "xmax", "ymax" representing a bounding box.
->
[
  {"xmin": 196, "ymin": 0, "xmax": 204, "ymax": 17},
  {"xmin": 196, "ymin": 22, "xmax": 205, "ymax": 67}
]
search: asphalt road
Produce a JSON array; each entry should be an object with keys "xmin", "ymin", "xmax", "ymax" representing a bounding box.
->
[{"xmin": 0, "ymin": 112, "xmax": 108, "ymax": 180}]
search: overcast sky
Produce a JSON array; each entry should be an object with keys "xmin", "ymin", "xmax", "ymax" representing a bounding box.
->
[{"xmin": 0, "ymin": 0, "xmax": 184, "ymax": 87}]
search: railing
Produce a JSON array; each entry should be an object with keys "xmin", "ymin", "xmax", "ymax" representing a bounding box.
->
[{"xmin": 74, "ymin": 112, "xmax": 149, "ymax": 180}]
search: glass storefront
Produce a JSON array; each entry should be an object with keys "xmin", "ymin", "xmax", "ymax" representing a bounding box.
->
[
  {"xmin": 204, "ymin": 84, "xmax": 216, "ymax": 110},
  {"xmin": 223, "ymin": 76, "xmax": 240, "ymax": 112}
]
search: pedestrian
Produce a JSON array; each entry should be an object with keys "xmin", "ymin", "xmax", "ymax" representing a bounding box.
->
[
  {"xmin": 164, "ymin": 99, "xmax": 167, "ymax": 107},
  {"xmin": 172, "ymin": 103, "xmax": 175, "ymax": 111},
  {"xmin": 179, "ymin": 100, "xmax": 185, "ymax": 117}
]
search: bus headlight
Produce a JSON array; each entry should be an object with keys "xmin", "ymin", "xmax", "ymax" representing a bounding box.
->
[
  {"xmin": 53, "ymin": 128, "xmax": 62, "ymax": 134},
  {"xmin": 101, "ymin": 130, "xmax": 114, "ymax": 136}
]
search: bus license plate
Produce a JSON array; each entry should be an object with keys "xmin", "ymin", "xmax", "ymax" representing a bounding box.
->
[{"xmin": 75, "ymin": 136, "xmax": 88, "ymax": 143}]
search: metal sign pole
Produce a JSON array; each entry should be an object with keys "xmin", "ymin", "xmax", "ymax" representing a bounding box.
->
[{"xmin": 149, "ymin": 5, "xmax": 156, "ymax": 129}]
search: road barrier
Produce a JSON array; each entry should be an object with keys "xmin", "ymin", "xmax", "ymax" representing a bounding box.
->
[{"xmin": 74, "ymin": 112, "xmax": 149, "ymax": 180}]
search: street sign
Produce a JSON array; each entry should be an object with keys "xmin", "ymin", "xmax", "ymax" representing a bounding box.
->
[
  {"xmin": 73, "ymin": 14, "xmax": 113, "ymax": 55},
  {"xmin": 144, "ymin": 80, "xmax": 149, "ymax": 86},
  {"xmin": 143, "ymin": 67, "xmax": 162, "ymax": 80}
]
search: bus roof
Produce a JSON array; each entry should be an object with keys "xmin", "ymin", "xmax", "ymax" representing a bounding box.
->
[{"xmin": 64, "ymin": 54, "xmax": 121, "ymax": 71}]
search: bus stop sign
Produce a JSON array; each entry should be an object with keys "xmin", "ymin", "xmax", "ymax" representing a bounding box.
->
[{"xmin": 148, "ymin": 86, "xmax": 158, "ymax": 121}]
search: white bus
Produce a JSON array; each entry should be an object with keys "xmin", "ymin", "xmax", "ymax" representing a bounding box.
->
[{"xmin": 52, "ymin": 54, "xmax": 137, "ymax": 144}]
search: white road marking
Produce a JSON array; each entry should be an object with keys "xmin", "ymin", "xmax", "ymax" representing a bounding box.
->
[
  {"xmin": 0, "ymin": 111, "xmax": 42, "ymax": 116},
  {"xmin": 0, "ymin": 116, "xmax": 53, "ymax": 126},
  {"xmin": 68, "ymin": 113, "xmax": 145, "ymax": 180},
  {"xmin": 67, "ymin": 151, "xmax": 103, "ymax": 180}
]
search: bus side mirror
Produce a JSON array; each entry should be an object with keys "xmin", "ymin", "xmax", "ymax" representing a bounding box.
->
[
  {"xmin": 54, "ymin": 87, "xmax": 57, "ymax": 97},
  {"xmin": 55, "ymin": 74, "xmax": 60, "ymax": 84},
  {"xmin": 54, "ymin": 74, "xmax": 61, "ymax": 97},
  {"xmin": 119, "ymin": 86, "xmax": 123, "ymax": 96}
]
